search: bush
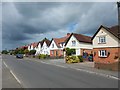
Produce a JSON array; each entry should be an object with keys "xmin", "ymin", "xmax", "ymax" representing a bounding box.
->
[
  {"xmin": 66, "ymin": 56, "xmax": 79, "ymax": 63},
  {"xmin": 38, "ymin": 54, "xmax": 49, "ymax": 59},
  {"xmin": 29, "ymin": 50, "xmax": 36, "ymax": 55},
  {"xmin": 78, "ymin": 55, "xmax": 83, "ymax": 62},
  {"xmin": 24, "ymin": 49, "xmax": 29, "ymax": 55}
]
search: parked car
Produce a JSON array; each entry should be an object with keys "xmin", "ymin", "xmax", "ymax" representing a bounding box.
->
[{"xmin": 16, "ymin": 54, "xmax": 23, "ymax": 59}]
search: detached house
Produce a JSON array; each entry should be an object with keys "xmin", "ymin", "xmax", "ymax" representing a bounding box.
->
[
  {"xmin": 49, "ymin": 33, "xmax": 71, "ymax": 57},
  {"xmin": 35, "ymin": 38, "xmax": 50, "ymax": 55},
  {"xmin": 65, "ymin": 33, "xmax": 93, "ymax": 56},
  {"xmin": 41, "ymin": 38, "xmax": 50, "ymax": 55},
  {"xmin": 92, "ymin": 25, "xmax": 120, "ymax": 64}
]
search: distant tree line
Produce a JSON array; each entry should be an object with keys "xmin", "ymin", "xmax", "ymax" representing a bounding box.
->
[{"xmin": 2, "ymin": 49, "xmax": 36, "ymax": 55}]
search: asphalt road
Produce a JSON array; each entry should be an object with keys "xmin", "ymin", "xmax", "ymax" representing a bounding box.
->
[{"xmin": 2, "ymin": 55, "xmax": 118, "ymax": 88}]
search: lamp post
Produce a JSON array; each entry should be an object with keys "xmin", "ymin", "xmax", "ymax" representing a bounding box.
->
[{"xmin": 117, "ymin": 2, "xmax": 120, "ymax": 40}]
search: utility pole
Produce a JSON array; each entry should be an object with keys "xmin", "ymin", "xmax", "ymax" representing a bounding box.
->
[{"xmin": 117, "ymin": 2, "xmax": 120, "ymax": 40}]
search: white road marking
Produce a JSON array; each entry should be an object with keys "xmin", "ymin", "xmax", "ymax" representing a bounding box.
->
[
  {"xmin": 40, "ymin": 61, "xmax": 67, "ymax": 68},
  {"xmin": 40, "ymin": 61, "xmax": 50, "ymax": 65},
  {"xmin": 3, "ymin": 61, "xmax": 8, "ymax": 68},
  {"xmin": 71, "ymin": 67, "xmax": 120, "ymax": 80},
  {"xmin": 54, "ymin": 64, "xmax": 67, "ymax": 68},
  {"xmin": 10, "ymin": 70, "xmax": 21, "ymax": 84}
]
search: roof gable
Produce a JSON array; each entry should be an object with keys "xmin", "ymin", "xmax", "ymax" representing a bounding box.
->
[
  {"xmin": 92, "ymin": 25, "xmax": 119, "ymax": 40},
  {"xmin": 49, "ymin": 39, "xmax": 58, "ymax": 49}
]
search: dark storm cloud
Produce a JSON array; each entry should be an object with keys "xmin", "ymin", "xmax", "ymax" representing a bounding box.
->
[{"xmin": 2, "ymin": 2, "xmax": 118, "ymax": 50}]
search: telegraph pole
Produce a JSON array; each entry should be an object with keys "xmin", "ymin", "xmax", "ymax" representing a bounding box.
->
[{"xmin": 117, "ymin": 2, "xmax": 120, "ymax": 40}]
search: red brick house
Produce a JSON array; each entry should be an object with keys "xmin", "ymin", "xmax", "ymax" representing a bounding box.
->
[
  {"xmin": 49, "ymin": 33, "xmax": 71, "ymax": 57},
  {"xmin": 92, "ymin": 25, "xmax": 120, "ymax": 64}
]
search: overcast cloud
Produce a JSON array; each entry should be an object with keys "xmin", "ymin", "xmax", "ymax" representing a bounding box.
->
[{"xmin": 2, "ymin": 2, "xmax": 118, "ymax": 50}]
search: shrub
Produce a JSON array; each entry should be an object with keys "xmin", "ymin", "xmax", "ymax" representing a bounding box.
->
[
  {"xmin": 29, "ymin": 50, "xmax": 36, "ymax": 55},
  {"xmin": 66, "ymin": 56, "xmax": 80, "ymax": 63},
  {"xmin": 78, "ymin": 55, "xmax": 83, "ymax": 62},
  {"xmin": 38, "ymin": 54, "xmax": 49, "ymax": 59},
  {"xmin": 24, "ymin": 49, "xmax": 29, "ymax": 55}
]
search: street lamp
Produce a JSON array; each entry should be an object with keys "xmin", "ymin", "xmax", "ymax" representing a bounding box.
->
[{"xmin": 117, "ymin": 2, "xmax": 120, "ymax": 40}]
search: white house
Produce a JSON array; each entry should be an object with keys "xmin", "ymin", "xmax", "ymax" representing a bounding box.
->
[
  {"xmin": 41, "ymin": 38, "xmax": 50, "ymax": 55},
  {"xmin": 65, "ymin": 33, "xmax": 93, "ymax": 56},
  {"xmin": 35, "ymin": 38, "xmax": 50, "ymax": 55},
  {"xmin": 35, "ymin": 42, "xmax": 42, "ymax": 55},
  {"xmin": 49, "ymin": 33, "xmax": 71, "ymax": 57}
]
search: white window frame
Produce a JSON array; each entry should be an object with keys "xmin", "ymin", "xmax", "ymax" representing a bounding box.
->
[
  {"xmin": 72, "ymin": 40, "xmax": 76, "ymax": 46},
  {"xmin": 98, "ymin": 36, "xmax": 106, "ymax": 44},
  {"xmin": 98, "ymin": 50, "xmax": 107, "ymax": 57}
]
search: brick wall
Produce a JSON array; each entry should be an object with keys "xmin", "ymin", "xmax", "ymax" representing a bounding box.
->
[
  {"xmin": 93, "ymin": 47, "xmax": 120, "ymax": 63},
  {"xmin": 50, "ymin": 50, "xmax": 64, "ymax": 57}
]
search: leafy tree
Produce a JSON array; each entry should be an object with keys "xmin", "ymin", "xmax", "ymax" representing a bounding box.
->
[
  {"xmin": 66, "ymin": 48, "xmax": 76, "ymax": 56},
  {"xmin": 2, "ymin": 50, "xmax": 8, "ymax": 54},
  {"xmin": 29, "ymin": 50, "xmax": 36, "ymax": 55},
  {"xmin": 24, "ymin": 49, "xmax": 29, "ymax": 54}
]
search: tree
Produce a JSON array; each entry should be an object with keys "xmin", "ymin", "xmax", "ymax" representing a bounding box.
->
[
  {"xmin": 66, "ymin": 48, "xmax": 76, "ymax": 56},
  {"xmin": 24, "ymin": 49, "xmax": 29, "ymax": 55},
  {"xmin": 2, "ymin": 50, "xmax": 8, "ymax": 54},
  {"xmin": 29, "ymin": 50, "xmax": 36, "ymax": 55}
]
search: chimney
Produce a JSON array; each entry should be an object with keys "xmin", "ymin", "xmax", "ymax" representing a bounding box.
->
[{"xmin": 67, "ymin": 33, "xmax": 71, "ymax": 36}]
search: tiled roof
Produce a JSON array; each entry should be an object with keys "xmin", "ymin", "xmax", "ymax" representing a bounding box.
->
[
  {"xmin": 37, "ymin": 38, "xmax": 50, "ymax": 47},
  {"xmin": 41, "ymin": 38, "xmax": 51, "ymax": 47},
  {"xmin": 65, "ymin": 33, "xmax": 92, "ymax": 46},
  {"xmin": 73, "ymin": 33, "xmax": 92, "ymax": 43},
  {"xmin": 108, "ymin": 25, "xmax": 119, "ymax": 39},
  {"xmin": 53, "ymin": 34, "xmax": 71, "ymax": 48},
  {"xmin": 31, "ymin": 42, "xmax": 38, "ymax": 48}
]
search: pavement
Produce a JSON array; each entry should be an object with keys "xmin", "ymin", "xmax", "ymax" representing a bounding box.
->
[{"xmin": 2, "ymin": 55, "xmax": 119, "ymax": 88}]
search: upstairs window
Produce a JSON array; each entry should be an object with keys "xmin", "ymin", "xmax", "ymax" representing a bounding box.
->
[
  {"xmin": 99, "ymin": 36, "xmax": 106, "ymax": 44},
  {"xmin": 52, "ymin": 44, "xmax": 54, "ymax": 48},
  {"xmin": 72, "ymin": 40, "xmax": 76, "ymax": 46},
  {"xmin": 98, "ymin": 50, "xmax": 107, "ymax": 57}
]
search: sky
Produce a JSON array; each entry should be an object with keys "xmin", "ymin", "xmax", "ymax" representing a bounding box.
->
[{"xmin": 2, "ymin": 2, "xmax": 118, "ymax": 50}]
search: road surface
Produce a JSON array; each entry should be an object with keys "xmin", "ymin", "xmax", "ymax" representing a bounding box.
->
[{"xmin": 2, "ymin": 55, "xmax": 118, "ymax": 88}]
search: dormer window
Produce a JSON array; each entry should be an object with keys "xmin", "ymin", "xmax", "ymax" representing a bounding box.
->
[
  {"xmin": 98, "ymin": 36, "xmax": 106, "ymax": 44},
  {"xmin": 72, "ymin": 40, "xmax": 76, "ymax": 46}
]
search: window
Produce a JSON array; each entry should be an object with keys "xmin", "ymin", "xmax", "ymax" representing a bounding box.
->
[
  {"xmin": 98, "ymin": 50, "xmax": 107, "ymax": 57},
  {"xmin": 99, "ymin": 36, "xmax": 106, "ymax": 43},
  {"xmin": 52, "ymin": 44, "xmax": 54, "ymax": 48},
  {"xmin": 72, "ymin": 40, "xmax": 76, "ymax": 46}
]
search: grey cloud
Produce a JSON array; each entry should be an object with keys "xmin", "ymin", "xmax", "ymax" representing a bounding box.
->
[{"xmin": 2, "ymin": 2, "xmax": 118, "ymax": 50}]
